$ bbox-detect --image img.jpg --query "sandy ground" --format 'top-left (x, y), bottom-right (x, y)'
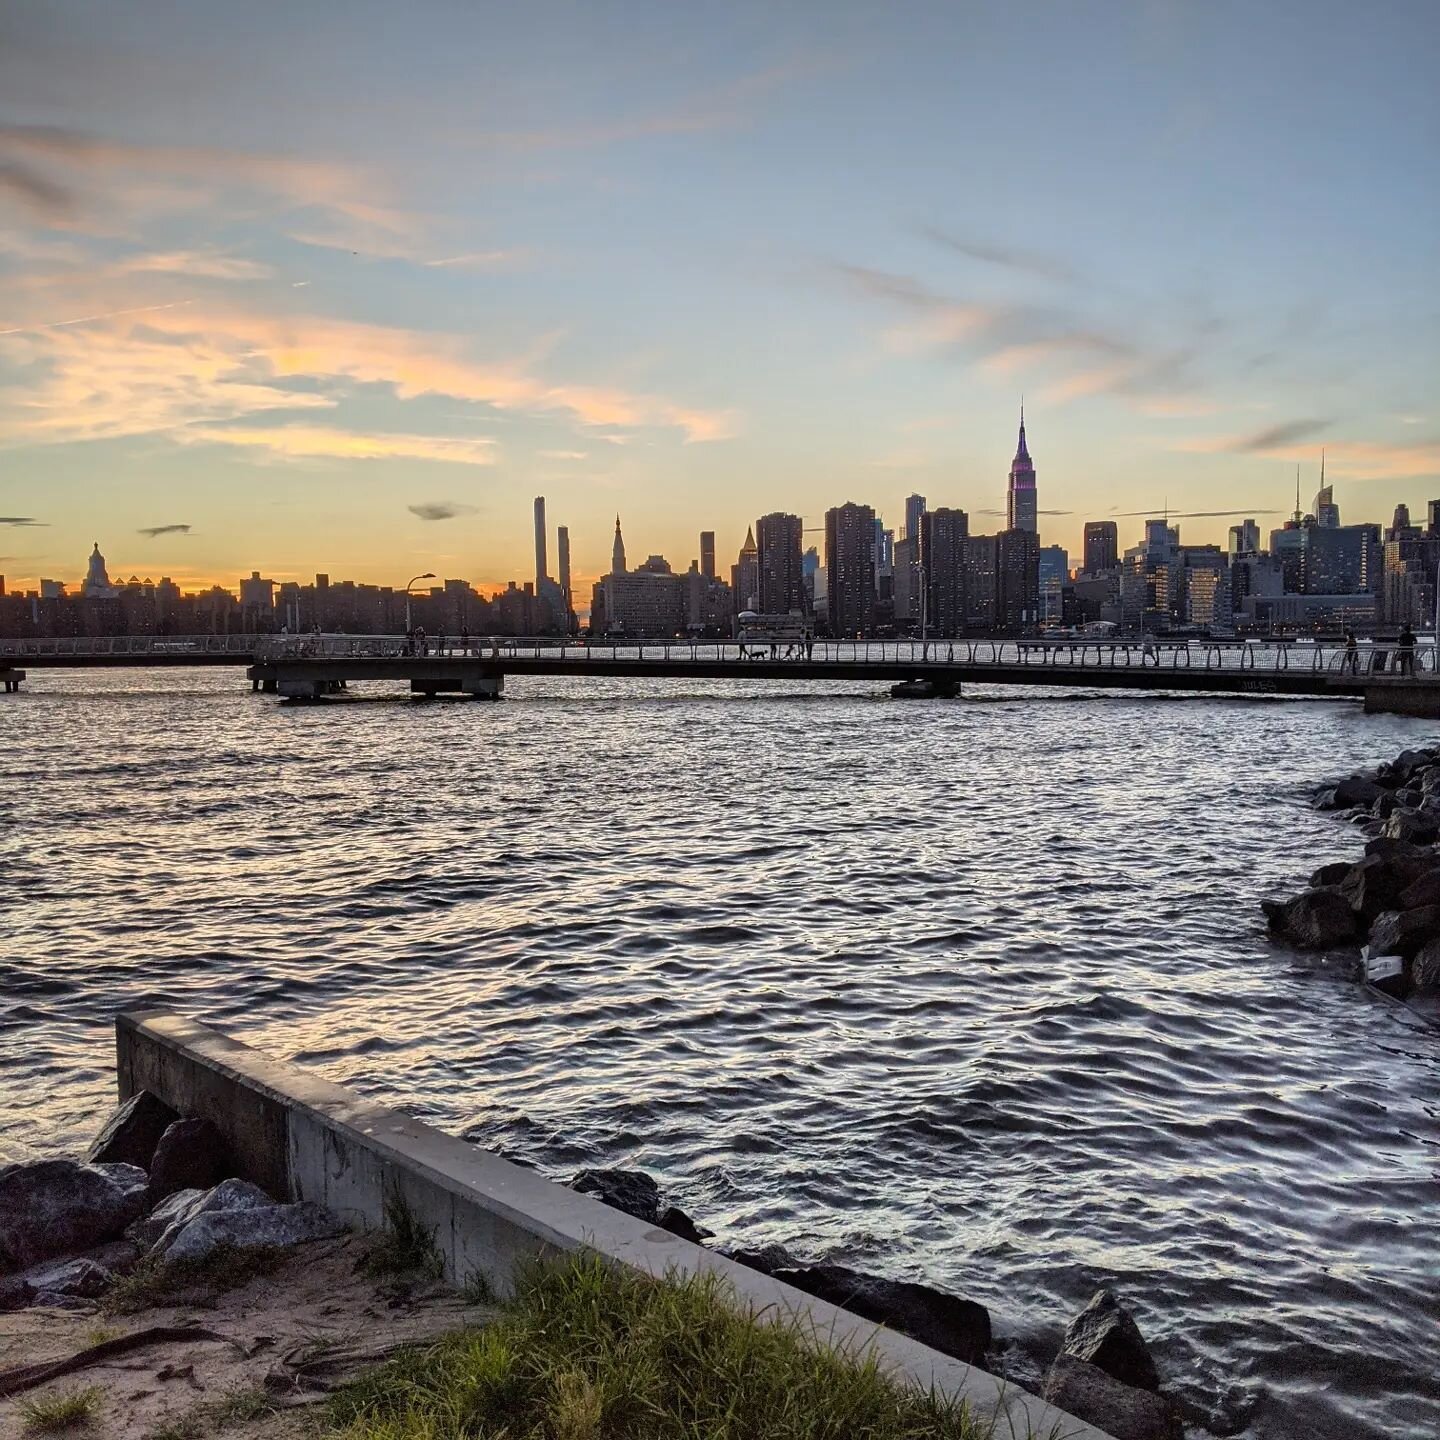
top-left (0, 1236), bottom-right (493, 1438)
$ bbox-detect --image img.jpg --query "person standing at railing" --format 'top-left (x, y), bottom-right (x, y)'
top-left (1397, 624), bottom-right (1417, 676)
top-left (1343, 629), bottom-right (1359, 676)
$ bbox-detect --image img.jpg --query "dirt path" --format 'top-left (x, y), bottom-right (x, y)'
top-left (0, 1237), bottom-right (493, 1438)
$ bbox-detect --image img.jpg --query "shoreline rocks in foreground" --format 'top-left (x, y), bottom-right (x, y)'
top-left (0, 1093), bottom-right (344, 1312)
top-left (1264, 743), bottom-right (1440, 1006)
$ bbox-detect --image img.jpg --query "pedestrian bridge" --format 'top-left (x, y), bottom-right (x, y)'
top-left (5, 632), bottom-right (1435, 711)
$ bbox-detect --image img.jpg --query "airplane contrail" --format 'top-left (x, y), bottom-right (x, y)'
top-left (0, 299), bottom-right (193, 337)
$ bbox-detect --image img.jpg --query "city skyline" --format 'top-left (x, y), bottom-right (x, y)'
top-left (1, 3), bottom-right (1437, 594)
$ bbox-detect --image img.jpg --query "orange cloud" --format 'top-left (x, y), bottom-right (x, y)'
top-left (0, 302), bottom-right (736, 449)
top-left (181, 425), bottom-right (497, 464)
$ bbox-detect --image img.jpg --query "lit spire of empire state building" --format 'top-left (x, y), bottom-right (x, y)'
top-left (1007, 404), bottom-right (1038, 533)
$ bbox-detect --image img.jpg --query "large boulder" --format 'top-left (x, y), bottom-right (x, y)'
top-left (568, 1168), bottom-right (710, 1243)
top-left (1319, 776), bottom-right (1384, 810)
top-left (1384, 810), bottom-right (1439, 846)
top-left (147, 1178), bottom-right (278, 1258)
top-left (1061, 1289), bottom-right (1161, 1391)
top-left (1368, 906), bottom-right (1440, 960)
top-left (148, 1118), bottom-right (233, 1202)
top-left (161, 1202), bottom-right (345, 1264)
top-left (20, 1257), bottom-right (112, 1300)
top-left (1371, 792), bottom-right (1400, 819)
top-left (1392, 748), bottom-right (1435, 782)
top-left (86, 1091), bottom-right (180, 1171)
top-left (1339, 856), bottom-right (1417, 921)
top-left (1043, 1354), bottom-right (1182, 1440)
top-left (1412, 939), bottom-right (1440, 994)
top-left (1400, 870), bottom-right (1440, 910)
top-left (1363, 836), bottom-right (1432, 863)
top-left (1309, 861), bottom-right (1352, 888)
top-left (0, 1160), bottom-right (147, 1271)
top-left (769, 1263), bottom-right (991, 1367)
top-left (1261, 888), bottom-right (1360, 949)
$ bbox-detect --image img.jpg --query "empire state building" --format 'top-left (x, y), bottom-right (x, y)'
top-left (1007, 408), bottom-right (1037, 533)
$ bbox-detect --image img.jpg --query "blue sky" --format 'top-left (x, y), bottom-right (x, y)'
top-left (0, 0), bottom-right (1436, 594)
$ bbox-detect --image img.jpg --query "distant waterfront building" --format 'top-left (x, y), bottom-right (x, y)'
top-left (590, 524), bottom-right (685, 636)
top-left (1006, 409), bottom-right (1037, 534)
top-left (1383, 531), bottom-right (1440, 628)
top-left (1179, 545), bottom-right (1230, 629)
top-left (1121, 520), bottom-right (1181, 632)
top-left (824, 501), bottom-right (877, 635)
top-left (1038, 545), bottom-right (1069, 625)
top-left (997, 529), bottom-right (1041, 632)
top-left (611, 514), bottom-right (627, 575)
top-left (1231, 552), bottom-right (1284, 627)
top-left (1313, 458), bottom-right (1339, 528)
top-left (1228, 519), bottom-right (1261, 557)
top-left (893, 535), bottom-right (918, 626)
top-left (755, 512), bottom-right (805, 614)
top-left (921, 507), bottom-right (969, 635)
top-left (1301, 521), bottom-right (1381, 597)
top-left (700, 531), bottom-right (716, 581)
top-left (730, 526), bottom-right (759, 614)
top-left (534, 496), bottom-right (548, 585)
top-left (557, 526), bottom-right (574, 630)
top-left (962, 535), bottom-right (999, 630)
top-left (40, 578), bottom-right (65, 600)
top-left (81, 543), bottom-right (119, 600)
top-left (1083, 521), bottom-right (1118, 574)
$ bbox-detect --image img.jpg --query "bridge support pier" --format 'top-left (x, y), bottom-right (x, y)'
top-left (890, 677), bottom-right (959, 699)
top-left (277, 677), bottom-right (345, 700)
top-left (1, 669), bottom-right (23, 693)
top-left (410, 673), bottom-right (503, 700)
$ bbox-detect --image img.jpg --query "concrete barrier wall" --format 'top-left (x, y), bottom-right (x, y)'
top-left (117, 1011), bottom-right (1110, 1440)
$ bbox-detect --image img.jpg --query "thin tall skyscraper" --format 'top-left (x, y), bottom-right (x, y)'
top-left (700, 531), bottom-right (716, 580)
top-left (533, 496), bottom-right (548, 585)
top-left (1007, 409), bottom-right (1037, 534)
top-left (612, 515), bottom-right (627, 574)
top-left (557, 526), bottom-right (572, 612)
top-left (825, 502), bottom-right (877, 636)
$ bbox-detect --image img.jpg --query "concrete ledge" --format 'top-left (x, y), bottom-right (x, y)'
top-left (117, 1011), bottom-right (1111, 1440)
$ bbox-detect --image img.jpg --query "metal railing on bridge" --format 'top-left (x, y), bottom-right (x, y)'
top-left (4, 632), bottom-right (1435, 680)
top-left (0, 634), bottom-right (257, 659)
top-left (245, 633), bottom-right (1436, 679)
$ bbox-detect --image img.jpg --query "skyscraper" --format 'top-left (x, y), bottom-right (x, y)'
top-left (904, 493), bottom-right (927, 544)
top-left (700, 531), bottom-right (716, 580)
top-left (997, 529), bottom-right (1041, 631)
top-left (731, 527), bottom-right (759, 613)
top-left (1007, 408), bottom-right (1037, 534)
top-left (534, 496), bottom-right (548, 585)
top-left (824, 502), bottom-right (877, 636)
top-left (1083, 520), bottom-right (1118, 573)
top-left (611, 515), bottom-right (627, 574)
top-left (557, 525), bottom-right (573, 628)
top-left (920, 507), bottom-right (968, 635)
top-left (1228, 519), bottom-right (1261, 557)
top-left (755, 512), bottom-right (805, 613)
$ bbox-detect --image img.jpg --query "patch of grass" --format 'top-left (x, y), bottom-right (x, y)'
top-left (102, 1244), bottom-right (287, 1315)
top-left (327, 1252), bottom-right (999, 1440)
top-left (81, 1324), bottom-right (122, 1348)
top-left (19, 1386), bottom-right (101, 1432)
top-left (359, 1192), bottom-right (444, 1281)
top-left (458, 1268), bottom-right (496, 1306)
top-left (144, 1385), bottom-right (275, 1439)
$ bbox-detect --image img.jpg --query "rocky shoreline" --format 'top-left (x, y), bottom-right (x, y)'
top-left (3, 1093), bottom-right (1190, 1440)
top-left (1263, 742), bottom-right (1440, 1012)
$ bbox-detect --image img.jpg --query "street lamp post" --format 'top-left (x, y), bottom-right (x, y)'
top-left (405, 572), bottom-right (436, 633)
top-left (918, 562), bottom-right (928, 657)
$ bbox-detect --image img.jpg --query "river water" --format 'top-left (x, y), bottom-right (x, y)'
top-left (1, 669), bottom-right (1436, 1439)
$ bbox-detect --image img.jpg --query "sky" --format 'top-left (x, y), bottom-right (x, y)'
top-left (1, 0), bottom-right (1437, 598)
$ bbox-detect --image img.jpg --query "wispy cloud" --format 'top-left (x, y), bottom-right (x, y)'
top-left (118, 250), bottom-right (272, 281)
top-left (137, 523), bottom-right (191, 537)
top-left (1, 303), bottom-right (735, 449)
top-left (0, 517), bottom-right (47, 526)
top-left (422, 250), bottom-right (522, 269)
top-left (537, 448), bottom-right (587, 460)
top-left (921, 226), bottom-right (1078, 284)
top-left (1224, 418), bottom-right (1333, 452)
top-left (182, 426), bottom-right (498, 465)
top-left (408, 501), bottom-right (480, 521)
top-left (0, 299), bottom-right (192, 338)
